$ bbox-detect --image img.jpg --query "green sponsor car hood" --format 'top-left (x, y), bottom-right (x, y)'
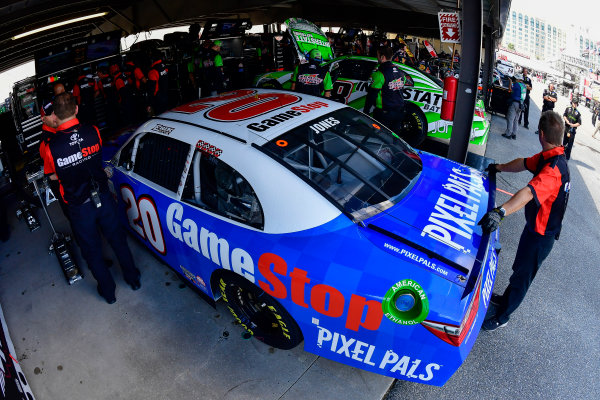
top-left (284, 17), bottom-right (334, 62)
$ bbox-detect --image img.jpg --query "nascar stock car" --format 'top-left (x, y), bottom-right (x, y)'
top-left (103, 88), bottom-right (499, 386)
top-left (254, 18), bottom-right (490, 153)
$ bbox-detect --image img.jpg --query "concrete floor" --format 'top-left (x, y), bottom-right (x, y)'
top-left (0, 194), bottom-right (392, 399)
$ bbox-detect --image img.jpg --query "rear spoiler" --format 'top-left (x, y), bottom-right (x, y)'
top-left (460, 155), bottom-right (498, 299)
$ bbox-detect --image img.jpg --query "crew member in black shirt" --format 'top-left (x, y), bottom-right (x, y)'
top-left (563, 99), bottom-right (581, 160)
top-left (541, 83), bottom-right (557, 112)
top-left (479, 111), bottom-right (570, 330)
top-left (43, 93), bottom-right (141, 304)
top-left (518, 68), bottom-right (533, 129)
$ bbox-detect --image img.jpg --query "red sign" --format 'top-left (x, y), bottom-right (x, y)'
top-left (438, 12), bottom-right (461, 43)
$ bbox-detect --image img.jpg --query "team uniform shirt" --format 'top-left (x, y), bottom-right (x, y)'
top-left (147, 59), bottom-right (169, 97)
top-left (522, 76), bottom-right (532, 100)
top-left (291, 61), bottom-right (333, 97)
top-left (542, 89), bottom-right (557, 111)
top-left (524, 146), bottom-right (570, 237)
top-left (563, 106), bottom-right (582, 132)
top-left (368, 61), bottom-right (407, 111)
top-left (43, 119), bottom-right (108, 205)
top-left (72, 74), bottom-right (98, 105)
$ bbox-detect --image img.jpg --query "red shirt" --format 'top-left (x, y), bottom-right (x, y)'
top-left (524, 146), bottom-right (570, 236)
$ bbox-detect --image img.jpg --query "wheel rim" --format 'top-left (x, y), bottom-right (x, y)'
top-left (232, 285), bottom-right (282, 336)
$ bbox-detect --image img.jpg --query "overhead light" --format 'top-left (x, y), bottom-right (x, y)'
top-left (12, 12), bottom-right (109, 40)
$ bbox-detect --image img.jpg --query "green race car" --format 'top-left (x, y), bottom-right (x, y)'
top-left (254, 18), bottom-right (490, 152)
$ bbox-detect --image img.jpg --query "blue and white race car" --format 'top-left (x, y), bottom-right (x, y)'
top-left (104, 89), bottom-right (499, 386)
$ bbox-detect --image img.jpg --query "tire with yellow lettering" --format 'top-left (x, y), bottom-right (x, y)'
top-left (219, 274), bottom-right (303, 350)
top-left (401, 102), bottom-right (428, 148)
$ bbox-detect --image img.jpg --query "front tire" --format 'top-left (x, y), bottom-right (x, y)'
top-left (219, 273), bottom-right (303, 350)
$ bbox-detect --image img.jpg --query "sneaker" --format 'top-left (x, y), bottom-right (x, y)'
top-left (524, 125), bottom-right (529, 129)
top-left (511, 135), bottom-right (516, 139)
top-left (482, 317), bottom-right (508, 331)
top-left (502, 133), bottom-right (512, 139)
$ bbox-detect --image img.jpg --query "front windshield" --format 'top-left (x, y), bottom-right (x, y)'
top-left (262, 108), bottom-right (422, 221)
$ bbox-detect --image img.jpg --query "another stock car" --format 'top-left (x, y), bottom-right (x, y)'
top-left (103, 89), bottom-right (499, 386)
top-left (254, 18), bottom-right (490, 152)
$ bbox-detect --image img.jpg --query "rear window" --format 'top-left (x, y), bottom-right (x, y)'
top-left (262, 108), bottom-right (422, 221)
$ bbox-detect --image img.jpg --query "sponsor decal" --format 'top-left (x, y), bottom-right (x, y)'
top-left (151, 124), bottom-right (175, 135)
top-left (403, 89), bottom-right (443, 108)
top-left (381, 279), bottom-right (429, 325)
top-left (298, 74), bottom-right (323, 85)
top-left (56, 143), bottom-right (100, 168)
top-left (313, 319), bottom-right (440, 381)
top-left (180, 266), bottom-right (207, 290)
top-left (69, 133), bottom-right (83, 146)
top-left (421, 167), bottom-right (484, 252)
top-left (481, 249), bottom-right (497, 309)
top-left (382, 243), bottom-right (449, 277)
top-left (246, 101), bottom-right (330, 132)
top-left (388, 77), bottom-right (405, 90)
top-left (195, 140), bottom-right (222, 158)
top-left (309, 117), bottom-right (340, 133)
top-left (292, 31), bottom-right (330, 48)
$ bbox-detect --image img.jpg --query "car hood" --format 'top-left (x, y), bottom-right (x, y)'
top-left (361, 152), bottom-right (494, 286)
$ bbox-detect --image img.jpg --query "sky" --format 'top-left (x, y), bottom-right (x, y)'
top-left (511, 0), bottom-right (600, 35)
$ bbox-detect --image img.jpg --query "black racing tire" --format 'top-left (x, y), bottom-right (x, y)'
top-left (401, 103), bottom-right (428, 148)
top-left (218, 273), bottom-right (303, 350)
top-left (258, 79), bottom-right (283, 90)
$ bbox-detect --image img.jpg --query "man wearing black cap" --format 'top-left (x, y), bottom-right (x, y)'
top-left (43, 93), bottom-right (141, 304)
top-left (563, 98), bottom-right (581, 160)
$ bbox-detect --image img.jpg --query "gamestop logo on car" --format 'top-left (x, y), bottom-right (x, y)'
top-left (247, 101), bottom-right (329, 132)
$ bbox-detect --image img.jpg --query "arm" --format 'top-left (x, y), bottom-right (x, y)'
top-left (291, 64), bottom-right (299, 91)
top-left (500, 186), bottom-right (533, 217)
top-left (323, 71), bottom-right (333, 98)
top-left (497, 158), bottom-right (527, 173)
top-left (363, 71), bottom-right (384, 114)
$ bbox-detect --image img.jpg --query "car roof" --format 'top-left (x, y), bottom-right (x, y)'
top-left (155, 89), bottom-right (347, 146)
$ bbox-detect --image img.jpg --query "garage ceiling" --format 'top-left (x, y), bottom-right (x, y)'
top-left (0, 0), bottom-right (510, 73)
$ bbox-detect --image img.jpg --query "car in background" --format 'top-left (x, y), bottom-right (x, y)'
top-left (254, 18), bottom-right (491, 152)
top-left (103, 88), bottom-right (499, 386)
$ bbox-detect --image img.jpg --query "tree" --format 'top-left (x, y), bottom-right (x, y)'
top-left (507, 43), bottom-right (515, 50)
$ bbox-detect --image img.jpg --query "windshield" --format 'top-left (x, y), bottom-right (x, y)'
top-left (262, 108), bottom-right (422, 221)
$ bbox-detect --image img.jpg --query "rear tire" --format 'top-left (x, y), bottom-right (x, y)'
top-left (219, 273), bottom-right (303, 350)
top-left (401, 103), bottom-right (428, 148)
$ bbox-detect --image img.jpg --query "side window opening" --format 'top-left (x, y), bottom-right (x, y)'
top-left (133, 133), bottom-right (191, 193)
top-left (118, 138), bottom-right (135, 168)
top-left (182, 151), bottom-right (264, 230)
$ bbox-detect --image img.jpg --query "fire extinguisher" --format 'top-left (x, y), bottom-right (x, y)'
top-left (441, 75), bottom-right (458, 121)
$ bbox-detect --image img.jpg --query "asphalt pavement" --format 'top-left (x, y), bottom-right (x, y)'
top-left (385, 83), bottom-right (600, 399)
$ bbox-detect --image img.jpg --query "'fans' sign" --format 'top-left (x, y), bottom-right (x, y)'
top-left (438, 12), bottom-right (461, 43)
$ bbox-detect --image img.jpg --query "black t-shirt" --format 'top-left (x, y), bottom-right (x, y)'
top-left (522, 76), bottom-right (532, 99)
top-left (45, 119), bottom-right (108, 205)
top-left (563, 106), bottom-right (582, 132)
top-left (542, 89), bottom-right (557, 110)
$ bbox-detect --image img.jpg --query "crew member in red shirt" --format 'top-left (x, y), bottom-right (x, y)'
top-left (147, 52), bottom-right (169, 115)
top-left (43, 93), bottom-right (141, 304)
top-left (479, 111), bottom-right (570, 330)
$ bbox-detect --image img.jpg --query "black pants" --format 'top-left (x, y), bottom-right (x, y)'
top-left (495, 227), bottom-right (555, 324)
top-left (69, 192), bottom-right (139, 299)
top-left (373, 108), bottom-right (412, 144)
top-left (519, 97), bottom-right (530, 127)
top-left (563, 130), bottom-right (576, 160)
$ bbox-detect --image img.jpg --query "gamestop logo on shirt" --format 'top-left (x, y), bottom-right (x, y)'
top-left (56, 143), bottom-right (100, 167)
